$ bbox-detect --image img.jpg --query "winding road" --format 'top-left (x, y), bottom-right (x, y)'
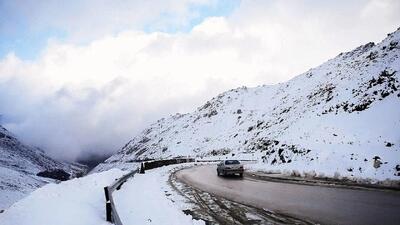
top-left (176, 165), bottom-right (400, 225)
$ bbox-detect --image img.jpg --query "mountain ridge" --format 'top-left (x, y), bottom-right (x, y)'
top-left (0, 125), bottom-right (87, 209)
top-left (94, 28), bottom-right (400, 181)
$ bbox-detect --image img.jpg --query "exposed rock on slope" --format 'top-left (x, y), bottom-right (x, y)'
top-left (96, 28), bottom-right (400, 181)
top-left (0, 125), bottom-right (87, 209)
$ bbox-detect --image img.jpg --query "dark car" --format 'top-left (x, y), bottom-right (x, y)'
top-left (217, 160), bottom-right (244, 177)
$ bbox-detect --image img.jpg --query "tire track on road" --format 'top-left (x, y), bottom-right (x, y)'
top-left (169, 167), bottom-right (313, 225)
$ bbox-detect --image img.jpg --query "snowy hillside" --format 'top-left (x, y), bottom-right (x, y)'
top-left (0, 125), bottom-right (87, 209)
top-left (96, 28), bottom-right (400, 181)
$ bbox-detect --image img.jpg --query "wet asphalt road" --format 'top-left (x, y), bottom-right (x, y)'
top-left (176, 165), bottom-right (400, 225)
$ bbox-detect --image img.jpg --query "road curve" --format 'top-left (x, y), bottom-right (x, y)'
top-left (176, 165), bottom-right (400, 225)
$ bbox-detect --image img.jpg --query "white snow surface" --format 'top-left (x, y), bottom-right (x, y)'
top-left (0, 169), bottom-right (125, 225)
top-left (113, 164), bottom-right (204, 225)
top-left (0, 164), bottom-right (204, 225)
top-left (96, 28), bottom-right (400, 181)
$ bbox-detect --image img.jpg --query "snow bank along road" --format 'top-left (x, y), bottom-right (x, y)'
top-left (176, 165), bottom-right (400, 225)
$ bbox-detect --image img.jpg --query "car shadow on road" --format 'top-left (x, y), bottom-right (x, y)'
top-left (218, 174), bottom-right (244, 180)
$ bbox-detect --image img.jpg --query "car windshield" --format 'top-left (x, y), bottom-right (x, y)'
top-left (225, 160), bottom-right (240, 165)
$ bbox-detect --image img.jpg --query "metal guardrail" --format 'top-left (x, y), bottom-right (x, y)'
top-left (104, 169), bottom-right (138, 225)
top-left (103, 158), bottom-right (195, 224)
top-left (143, 158), bottom-right (195, 170)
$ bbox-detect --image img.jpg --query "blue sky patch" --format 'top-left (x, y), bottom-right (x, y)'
top-left (0, 0), bottom-right (240, 60)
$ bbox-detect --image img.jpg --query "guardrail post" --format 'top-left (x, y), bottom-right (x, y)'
top-left (106, 200), bottom-right (112, 222)
top-left (139, 162), bottom-right (145, 174)
top-left (104, 186), bottom-right (112, 222)
top-left (104, 186), bottom-right (110, 201)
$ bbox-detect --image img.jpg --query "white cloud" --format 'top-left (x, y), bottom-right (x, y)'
top-left (3, 0), bottom-right (215, 41)
top-left (0, 0), bottom-right (399, 161)
top-left (192, 17), bottom-right (231, 35)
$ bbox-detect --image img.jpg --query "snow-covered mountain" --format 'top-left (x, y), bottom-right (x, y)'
top-left (0, 125), bottom-right (87, 209)
top-left (95, 28), bottom-right (400, 181)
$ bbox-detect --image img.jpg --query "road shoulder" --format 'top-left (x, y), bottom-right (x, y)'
top-left (245, 170), bottom-right (400, 192)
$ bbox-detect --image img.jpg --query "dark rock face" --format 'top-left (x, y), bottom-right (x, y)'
top-left (251, 138), bottom-right (311, 165)
top-left (37, 169), bottom-right (71, 181)
top-left (322, 69), bottom-right (399, 115)
top-left (395, 165), bottom-right (400, 176)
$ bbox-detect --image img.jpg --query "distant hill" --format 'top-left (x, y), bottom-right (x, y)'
top-left (0, 125), bottom-right (87, 209)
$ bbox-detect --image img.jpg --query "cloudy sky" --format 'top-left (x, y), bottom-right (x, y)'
top-left (0, 0), bottom-right (399, 161)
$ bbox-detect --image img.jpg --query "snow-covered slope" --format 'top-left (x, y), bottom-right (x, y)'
top-left (0, 166), bottom-right (203, 225)
top-left (0, 169), bottom-right (124, 225)
top-left (0, 125), bottom-right (87, 209)
top-left (95, 28), bottom-right (400, 180)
